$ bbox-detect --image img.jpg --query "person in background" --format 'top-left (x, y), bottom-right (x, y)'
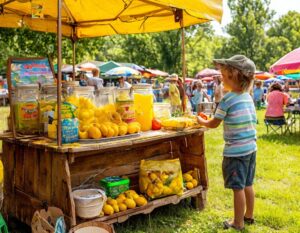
top-left (253, 81), bottom-right (264, 109)
top-left (118, 76), bottom-right (132, 88)
top-left (206, 80), bottom-right (214, 101)
top-left (191, 80), bottom-right (210, 113)
top-left (79, 73), bottom-right (88, 86)
top-left (213, 75), bottom-right (223, 111)
top-left (177, 76), bottom-right (186, 111)
top-left (168, 74), bottom-right (182, 114)
top-left (86, 68), bottom-right (103, 90)
top-left (283, 81), bottom-right (290, 93)
top-left (197, 55), bottom-right (257, 231)
top-left (265, 82), bottom-right (289, 118)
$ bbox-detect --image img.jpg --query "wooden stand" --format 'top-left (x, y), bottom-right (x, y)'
top-left (0, 129), bottom-right (208, 230)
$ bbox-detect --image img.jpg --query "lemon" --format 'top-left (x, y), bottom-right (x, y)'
top-left (139, 177), bottom-right (150, 192)
top-left (107, 198), bottom-right (118, 206)
top-left (112, 204), bottom-right (119, 213)
top-left (119, 125), bottom-right (127, 136)
top-left (80, 124), bottom-right (91, 132)
top-left (183, 174), bottom-right (193, 182)
top-left (127, 123), bottom-right (137, 134)
top-left (162, 186), bottom-right (172, 195)
top-left (149, 173), bottom-right (158, 181)
top-left (116, 194), bottom-right (126, 204)
top-left (99, 124), bottom-right (108, 137)
top-left (94, 108), bottom-right (103, 117)
top-left (79, 110), bottom-right (91, 120)
top-left (88, 126), bottom-right (102, 139)
top-left (146, 189), bottom-right (154, 199)
top-left (156, 181), bottom-right (164, 189)
top-left (78, 130), bottom-right (89, 139)
top-left (118, 203), bottom-right (127, 211)
top-left (103, 204), bottom-right (114, 215)
top-left (106, 127), bottom-right (115, 138)
top-left (124, 198), bottom-right (136, 209)
top-left (111, 124), bottom-right (119, 137)
top-left (160, 173), bottom-right (169, 183)
top-left (191, 179), bottom-right (198, 187)
top-left (186, 182), bottom-right (194, 190)
top-left (134, 196), bottom-right (148, 207)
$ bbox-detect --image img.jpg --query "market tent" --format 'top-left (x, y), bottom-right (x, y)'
top-left (99, 61), bottom-right (121, 74)
top-left (201, 77), bottom-right (213, 82)
top-left (195, 68), bottom-right (220, 78)
top-left (119, 63), bottom-right (145, 72)
top-left (255, 72), bottom-right (273, 80)
top-left (276, 75), bottom-right (290, 81)
top-left (270, 47), bottom-right (300, 74)
top-left (105, 66), bottom-right (140, 77)
top-left (285, 73), bottom-right (300, 80)
top-left (145, 69), bottom-right (169, 77)
top-left (0, 0), bottom-right (222, 38)
top-left (264, 78), bottom-right (284, 84)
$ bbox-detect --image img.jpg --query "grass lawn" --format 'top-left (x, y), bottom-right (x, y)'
top-left (115, 110), bottom-right (300, 233)
top-left (0, 107), bottom-right (299, 232)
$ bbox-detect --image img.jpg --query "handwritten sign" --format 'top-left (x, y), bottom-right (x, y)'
top-left (10, 58), bottom-right (54, 87)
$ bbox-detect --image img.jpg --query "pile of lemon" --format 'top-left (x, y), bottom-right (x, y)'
top-left (102, 190), bottom-right (148, 216)
top-left (183, 170), bottom-right (199, 190)
top-left (65, 96), bottom-right (141, 139)
top-left (139, 171), bottom-right (183, 199)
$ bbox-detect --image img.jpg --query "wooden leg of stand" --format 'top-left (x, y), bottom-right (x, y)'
top-left (191, 190), bottom-right (207, 210)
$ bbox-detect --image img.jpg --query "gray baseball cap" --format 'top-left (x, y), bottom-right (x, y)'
top-left (213, 55), bottom-right (256, 77)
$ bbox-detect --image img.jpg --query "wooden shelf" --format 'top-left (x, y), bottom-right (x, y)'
top-left (78, 186), bottom-right (203, 225)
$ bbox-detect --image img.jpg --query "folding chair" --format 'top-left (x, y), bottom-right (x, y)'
top-left (264, 117), bottom-right (294, 135)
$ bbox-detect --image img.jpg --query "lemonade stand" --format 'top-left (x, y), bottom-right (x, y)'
top-left (0, 0), bottom-right (222, 231)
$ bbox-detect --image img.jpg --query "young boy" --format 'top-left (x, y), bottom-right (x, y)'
top-left (197, 55), bottom-right (257, 231)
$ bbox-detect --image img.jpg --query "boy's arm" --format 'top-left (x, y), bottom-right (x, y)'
top-left (197, 116), bottom-right (222, 128)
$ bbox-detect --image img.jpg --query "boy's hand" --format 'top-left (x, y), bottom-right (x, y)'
top-left (197, 116), bottom-right (222, 129)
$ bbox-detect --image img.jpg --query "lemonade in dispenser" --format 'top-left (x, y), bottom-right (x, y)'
top-left (132, 84), bottom-right (154, 131)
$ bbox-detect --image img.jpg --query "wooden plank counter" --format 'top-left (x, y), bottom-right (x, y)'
top-left (0, 128), bottom-right (208, 229)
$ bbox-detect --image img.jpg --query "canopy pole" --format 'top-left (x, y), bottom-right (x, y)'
top-left (180, 18), bottom-right (186, 112)
top-left (72, 39), bottom-right (76, 80)
top-left (57, 0), bottom-right (62, 147)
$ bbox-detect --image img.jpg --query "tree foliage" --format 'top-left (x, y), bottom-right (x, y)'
top-left (221, 0), bottom-right (275, 70)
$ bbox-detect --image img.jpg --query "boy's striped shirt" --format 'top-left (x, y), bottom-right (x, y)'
top-left (215, 92), bottom-right (257, 157)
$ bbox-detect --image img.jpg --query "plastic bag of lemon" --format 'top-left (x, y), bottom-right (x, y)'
top-left (101, 190), bottom-right (148, 216)
top-left (139, 159), bottom-right (184, 199)
top-left (65, 95), bottom-right (141, 139)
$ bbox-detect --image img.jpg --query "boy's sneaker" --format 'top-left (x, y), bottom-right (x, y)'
top-left (244, 216), bottom-right (255, 225)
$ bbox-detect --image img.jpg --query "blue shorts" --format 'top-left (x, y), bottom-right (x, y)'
top-left (222, 151), bottom-right (256, 190)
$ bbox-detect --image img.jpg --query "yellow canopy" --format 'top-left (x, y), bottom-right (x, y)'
top-left (0, 0), bottom-right (223, 38)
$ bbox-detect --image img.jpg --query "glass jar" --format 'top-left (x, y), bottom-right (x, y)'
top-left (14, 84), bottom-right (39, 134)
top-left (95, 87), bottom-right (116, 107)
top-left (62, 81), bottom-right (79, 99)
top-left (115, 88), bottom-right (135, 123)
top-left (153, 103), bottom-right (171, 120)
top-left (39, 84), bottom-right (57, 134)
top-left (132, 84), bottom-right (154, 131)
top-left (73, 86), bottom-right (95, 103)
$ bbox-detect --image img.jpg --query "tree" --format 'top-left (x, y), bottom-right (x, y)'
top-left (267, 11), bottom-right (300, 51)
top-left (186, 24), bottom-right (223, 77)
top-left (221, 0), bottom-right (275, 70)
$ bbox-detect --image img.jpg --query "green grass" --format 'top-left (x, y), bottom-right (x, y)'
top-left (114, 110), bottom-right (300, 233)
top-left (0, 107), bottom-right (299, 232)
